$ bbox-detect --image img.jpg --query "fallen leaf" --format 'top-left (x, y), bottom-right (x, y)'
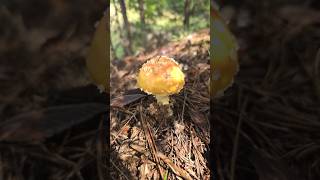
top-left (111, 89), bottom-right (147, 107)
top-left (157, 152), bottom-right (193, 180)
top-left (0, 103), bottom-right (106, 142)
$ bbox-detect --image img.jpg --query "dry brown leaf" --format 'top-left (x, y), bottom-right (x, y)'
top-left (157, 152), bottom-right (193, 180)
top-left (0, 103), bottom-right (105, 142)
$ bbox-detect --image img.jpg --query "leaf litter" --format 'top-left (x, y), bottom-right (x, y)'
top-left (0, 1), bottom-right (108, 179)
top-left (215, 1), bottom-right (320, 179)
top-left (110, 29), bottom-right (210, 179)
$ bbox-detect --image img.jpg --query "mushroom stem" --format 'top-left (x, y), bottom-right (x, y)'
top-left (155, 95), bottom-right (170, 105)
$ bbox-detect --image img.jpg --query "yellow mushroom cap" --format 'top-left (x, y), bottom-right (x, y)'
top-left (86, 10), bottom-right (109, 92)
top-left (137, 56), bottom-right (185, 104)
top-left (211, 7), bottom-right (239, 97)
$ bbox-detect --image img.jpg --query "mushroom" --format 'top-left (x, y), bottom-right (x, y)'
top-left (86, 10), bottom-right (109, 92)
top-left (211, 6), bottom-right (239, 97)
top-left (137, 56), bottom-right (185, 105)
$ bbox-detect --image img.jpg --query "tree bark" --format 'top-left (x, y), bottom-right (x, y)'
top-left (184, 0), bottom-right (190, 28)
top-left (138, 0), bottom-right (145, 25)
top-left (119, 0), bottom-right (132, 55)
top-left (112, 0), bottom-right (125, 57)
top-left (110, 37), bottom-right (117, 60)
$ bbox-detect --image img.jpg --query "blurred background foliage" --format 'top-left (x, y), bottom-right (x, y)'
top-left (111, 0), bottom-right (209, 60)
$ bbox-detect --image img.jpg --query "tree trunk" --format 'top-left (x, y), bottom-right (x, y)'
top-left (110, 37), bottom-right (117, 60)
top-left (112, 0), bottom-right (126, 57)
top-left (184, 0), bottom-right (190, 28)
top-left (119, 0), bottom-right (133, 55)
top-left (138, 0), bottom-right (145, 25)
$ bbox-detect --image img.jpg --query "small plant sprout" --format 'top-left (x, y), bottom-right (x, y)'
top-left (137, 56), bottom-right (185, 105)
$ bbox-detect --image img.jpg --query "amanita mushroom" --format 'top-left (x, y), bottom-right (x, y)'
top-left (86, 10), bottom-right (109, 92)
top-left (211, 6), bottom-right (239, 97)
top-left (137, 56), bottom-right (185, 105)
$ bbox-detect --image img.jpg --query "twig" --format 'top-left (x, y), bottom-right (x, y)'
top-left (111, 111), bottom-right (136, 145)
top-left (139, 105), bottom-right (164, 179)
top-left (157, 152), bottom-right (193, 180)
top-left (230, 96), bottom-right (248, 180)
top-left (97, 116), bottom-right (106, 180)
top-left (110, 160), bottom-right (130, 180)
top-left (181, 89), bottom-right (187, 122)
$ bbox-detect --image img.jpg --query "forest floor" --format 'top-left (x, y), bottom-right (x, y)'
top-left (0, 0), bottom-right (319, 180)
top-left (0, 1), bottom-right (108, 179)
top-left (214, 1), bottom-right (320, 179)
top-left (110, 29), bottom-right (210, 179)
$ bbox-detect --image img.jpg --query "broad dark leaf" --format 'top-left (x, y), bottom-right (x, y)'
top-left (0, 103), bottom-right (106, 143)
top-left (111, 88), bottom-right (147, 107)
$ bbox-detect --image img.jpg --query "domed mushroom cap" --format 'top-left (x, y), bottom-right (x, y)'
top-left (211, 7), bottom-right (239, 97)
top-left (137, 56), bottom-right (185, 96)
top-left (86, 11), bottom-right (109, 92)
